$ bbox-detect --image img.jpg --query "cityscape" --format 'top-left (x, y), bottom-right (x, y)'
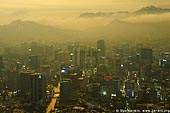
top-left (0, 39), bottom-right (170, 112)
top-left (0, 0), bottom-right (170, 113)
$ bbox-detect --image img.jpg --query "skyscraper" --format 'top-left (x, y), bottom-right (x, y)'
top-left (30, 73), bottom-right (46, 102)
top-left (141, 48), bottom-right (153, 79)
top-left (141, 48), bottom-right (153, 64)
top-left (97, 40), bottom-right (105, 57)
top-left (8, 70), bottom-right (20, 91)
top-left (73, 46), bottom-right (86, 68)
top-left (60, 79), bottom-right (72, 103)
top-left (20, 71), bottom-right (46, 102)
top-left (88, 47), bottom-right (98, 67)
top-left (28, 55), bottom-right (39, 71)
top-left (20, 70), bottom-right (34, 102)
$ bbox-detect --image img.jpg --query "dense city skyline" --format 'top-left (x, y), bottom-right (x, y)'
top-left (0, 1), bottom-right (170, 112)
top-left (1, 39), bottom-right (170, 112)
top-left (0, 0), bottom-right (170, 113)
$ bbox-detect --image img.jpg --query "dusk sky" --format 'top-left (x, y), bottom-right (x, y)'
top-left (1, 0), bottom-right (169, 12)
top-left (0, 0), bottom-right (170, 29)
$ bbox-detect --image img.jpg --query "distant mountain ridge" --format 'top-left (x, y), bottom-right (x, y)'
top-left (79, 11), bottom-right (129, 18)
top-left (135, 5), bottom-right (170, 14)
top-left (0, 19), bottom-right (78, 41)
top-left (0, 18), bottom-right (170, 42)
top-left (80, 19), bottom-right (170, 41)
top-left (80, 6), bottom-right (170, 18)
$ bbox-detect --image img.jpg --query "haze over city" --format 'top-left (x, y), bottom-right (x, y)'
top-left (0, 0), bottom-right (170, 113)
top-left (0, 0), bottom-right (170, 29)
top-left (0, 3), bottom-right (170, 43)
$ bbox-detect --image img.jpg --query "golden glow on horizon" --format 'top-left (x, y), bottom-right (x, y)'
top-left (0, 0), bottom-right (169, 29)
top-left (0, 0), bottom-right (169, 10)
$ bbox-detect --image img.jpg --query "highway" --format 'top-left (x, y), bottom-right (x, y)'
top-left (46, 84), bottom-right (60, 113)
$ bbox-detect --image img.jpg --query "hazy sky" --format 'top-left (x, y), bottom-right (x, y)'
top-left (0, 0), bottom-right (170, 29)
top-left (0, 0), bottom-right (169, 11)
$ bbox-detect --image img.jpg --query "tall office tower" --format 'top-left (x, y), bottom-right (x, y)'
top-left (73, 46), bottom-right (86, 68)
top-left (85, 47), bottom-right (98, 69)
top-left (28, 55), bottom-right (39, 71)
top-left (141, 48), bottom-right (153, 64)
top-left (89, 47), bottom-right (98, 66)
top-left (20, 70), bottom-right (34, 102)
top-left (78, 47), bottom-right (86, 68)
top-left (97, 40), bottom-right (105, 57)
top-left (8, 70), bottom-right (20, 91)
top-left (141, 48), bottom-right (153, 79)
top-left (30, 73), bottom-right (46, 102)
top-left (60, 79), bottom-right (72, 103)
top-left (20, 71), bottom-right (46, 103)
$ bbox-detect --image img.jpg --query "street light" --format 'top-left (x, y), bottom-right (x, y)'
top-left (70, 53), bottom-right (73, 65)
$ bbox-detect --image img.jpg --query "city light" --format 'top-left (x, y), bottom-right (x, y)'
top-left (102, 91), bottom-right (107, 96)
top-left (0, 2), bottom-right (169, 112)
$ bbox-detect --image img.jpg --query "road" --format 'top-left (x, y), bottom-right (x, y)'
top-left (46, 84), bottom-right (60, 113)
